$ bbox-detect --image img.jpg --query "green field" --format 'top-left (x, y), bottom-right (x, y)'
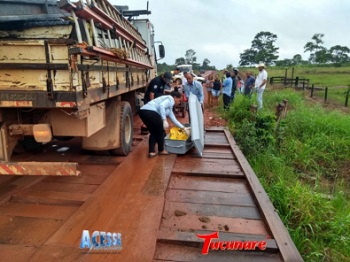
top-left (240, 65), bottom-right (350, 88)
top-left (238, 65), bottom-right (350, 107)
top-left (219, 90), bottom-right (350, 261)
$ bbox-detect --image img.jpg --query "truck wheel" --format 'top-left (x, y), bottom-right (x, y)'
top-left (110, 101), bottom-right (133, 156)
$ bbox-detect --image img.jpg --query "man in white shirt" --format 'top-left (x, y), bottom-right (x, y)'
top-left (255, 62), bottom-right (268, 109)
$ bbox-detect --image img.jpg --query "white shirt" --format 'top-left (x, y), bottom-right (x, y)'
top-left (255, 69), bottom-right (268, 90)
top-left (141, 95), bottom-right (184, 128)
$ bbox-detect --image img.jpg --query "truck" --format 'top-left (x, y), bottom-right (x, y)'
top-left (173, 64), bottom-right (205, 84)
top-left (0, 0), bottom-right (164, 175)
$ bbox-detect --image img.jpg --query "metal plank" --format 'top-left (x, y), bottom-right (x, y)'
top-left (0, 162), bottom-right (79, 176)
top-left (166, 189), bottom-right (256, 207)
top-left (154, 242), bottom-right (283, 261)
top-left (172, 157), bottom-right (244, 177)
top-left (169, 174), bottom-right (249, 193)
top-left (11, 190), bottom-right (91, 206)
top-left (160, 213), bottom-right (269, 236)
top-left (224, 129), bottom-right (303, 261)
top-left (157, 229), bottom-right (278, 252)
top-left (164, 201), bottom-right (262, 220)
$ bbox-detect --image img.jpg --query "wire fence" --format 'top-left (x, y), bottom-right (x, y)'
top-left (269, 76), bottom-right (350, 109)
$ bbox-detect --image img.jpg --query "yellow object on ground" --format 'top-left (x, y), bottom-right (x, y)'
top-left (169, 127), bottom-right (188, 141)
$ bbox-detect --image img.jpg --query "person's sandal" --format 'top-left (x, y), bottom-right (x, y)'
top-left (158, 151), bottom-right (170, 155)
top-left (149, 152), bottom-right (157, 158)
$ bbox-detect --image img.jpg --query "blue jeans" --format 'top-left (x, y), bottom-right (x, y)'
top-left (256, 88), bottom-right (265, 109)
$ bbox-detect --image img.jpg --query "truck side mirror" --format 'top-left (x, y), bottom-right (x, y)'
top-left (158, 44), bottom-right (165, 59)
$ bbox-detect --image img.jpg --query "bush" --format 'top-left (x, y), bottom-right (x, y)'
top-left (222, 89), bottom-right (350, 261)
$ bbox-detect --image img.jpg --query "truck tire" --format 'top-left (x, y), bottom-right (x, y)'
top-left (110, 101), bottom-right (133, 156)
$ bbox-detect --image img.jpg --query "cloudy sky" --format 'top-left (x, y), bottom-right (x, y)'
top-left (110, 0), bottom-right (350, 69)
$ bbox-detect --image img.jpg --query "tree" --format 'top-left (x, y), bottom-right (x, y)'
top-left (239, 48), bottom-right (257, 66)
top-left (329, 45), bottom-right (350, 64)
top-left (304, 33), bottom-right (329, 64)
top-left (239, 32), bottom-right (279, 66)
top-left (185, 49), bottom-right (197, 64)
top-left (175, 57), bottom-right (186, 65)
top-left (225, 64), bottom-right (233, 71)
top-left (275, 59), bottom-right (293, 67)
top-left (292, 54), bottom-right (303, 65)
top-left (202, 58), bottom-right (210, 69)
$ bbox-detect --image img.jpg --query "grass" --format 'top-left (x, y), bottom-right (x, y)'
top-left (221, 90), bottom-right (350, 261)
top-left (239, 65), bottom-right (350, 87)
top-left (238, 64), bottom-right (350, 108)
top-left (241, 65), bottom-right (350, 87)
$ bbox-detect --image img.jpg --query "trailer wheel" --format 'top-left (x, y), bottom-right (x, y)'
top-left (110, 101), bottom-right (133, 156)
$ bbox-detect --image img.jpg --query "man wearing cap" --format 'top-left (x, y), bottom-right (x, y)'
top-left (144, 72), bottom-right (172, 104)
top-left (255, 63), bottom-right (268, 109)
top-left (141, 72), bottom-right (173, 134)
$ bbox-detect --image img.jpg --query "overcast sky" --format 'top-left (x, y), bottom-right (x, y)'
top-left (110, 0), bottom-right (350, 69)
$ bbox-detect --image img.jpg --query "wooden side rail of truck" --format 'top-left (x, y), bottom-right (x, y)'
top-left (0, 0), bottom-right (163, 175)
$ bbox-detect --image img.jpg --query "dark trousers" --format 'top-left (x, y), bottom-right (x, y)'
top-left (223, 94), bottom-right (231, 110)
top-left (139, 110), bottom-right (165, 153)
top-left (230, 90), bottom-right (235, 103)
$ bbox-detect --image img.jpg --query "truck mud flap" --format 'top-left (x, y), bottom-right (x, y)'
top-left (0, 162), bottom-right (80, 176)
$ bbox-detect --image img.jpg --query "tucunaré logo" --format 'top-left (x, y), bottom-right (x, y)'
top-left (196, 232), bottom-right (267, 255)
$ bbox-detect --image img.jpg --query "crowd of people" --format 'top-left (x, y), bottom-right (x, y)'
top-left (139, 63), bottom-right (268, 157)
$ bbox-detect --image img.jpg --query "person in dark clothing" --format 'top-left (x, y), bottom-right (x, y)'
top-left (144, 71), bottom-right (173, 104)
top-left (211, 75), bottom-right (221, 107)
top-left (244, 72), bottom-right (255, 98)
top-left (141, 72), bottom-right (173, 134)
top-left (230, 69), bottom-right (238, 103)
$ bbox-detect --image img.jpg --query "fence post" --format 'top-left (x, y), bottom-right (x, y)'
top-left (345, 90), bottom-right (349, 107)
top-left (324, 87), bottom-right (328, 102)
top-left (311, 84), bottom-right (314, 97)
top-left (250, 105), bottom-right (258, 121)
top-left (295, 77), bottom-right (299, 88)
top-left (291, 67), bottom-right (294, 80)
top-left (284, 69), bottom-right (287, 86)
top-left (282, 99), bottom-right (288, 118)
top-left (302, 81), bottom-right (305, 90)
top-left (275, 103), bottom-right (285, 120)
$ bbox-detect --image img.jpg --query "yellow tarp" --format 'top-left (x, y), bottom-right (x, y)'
top-left (169, 127), bottom-right (188, 141)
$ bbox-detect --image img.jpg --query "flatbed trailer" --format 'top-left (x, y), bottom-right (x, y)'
top-left (0, 124), bottom-right (303, 261)
top-left (0, 0), bottom-right (163, 175)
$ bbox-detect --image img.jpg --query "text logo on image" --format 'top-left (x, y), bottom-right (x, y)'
top-left (196, 232), bottom-right (267, 255)
top-left (80, 230), bottom-right (122, 252)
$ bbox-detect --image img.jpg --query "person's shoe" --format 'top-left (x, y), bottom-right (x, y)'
top-left (149, 152), bottom-right (157, 158)
top-left (158, 151), bottom-right (170, 155)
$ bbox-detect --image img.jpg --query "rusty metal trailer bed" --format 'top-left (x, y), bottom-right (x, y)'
top-left (153, 127), bottom-right (303, 261)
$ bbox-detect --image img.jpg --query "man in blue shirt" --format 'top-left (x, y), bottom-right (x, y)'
top-left (222, 72), bottom-right (232, 110)
top-left (230, 69), bottom-right (238, 103)
top-left (244, 71), bottom-right (255, 98)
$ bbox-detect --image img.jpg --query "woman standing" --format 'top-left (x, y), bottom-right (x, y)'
top-left (205, 74), bottom-right (214, 107)
top-left (211, 75), bottom-right (222, 107)
top-left (139, 89), bottom-right (187, 158)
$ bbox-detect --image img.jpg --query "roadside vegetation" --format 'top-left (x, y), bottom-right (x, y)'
top-left (221, 89), bottom-right (350, 261)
